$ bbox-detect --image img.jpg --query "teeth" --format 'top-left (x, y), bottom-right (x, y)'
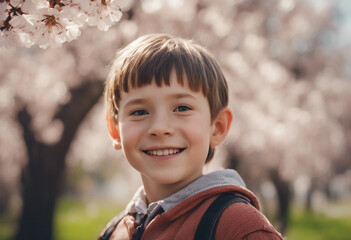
top-left (146, 149), bottom-right (181, 156)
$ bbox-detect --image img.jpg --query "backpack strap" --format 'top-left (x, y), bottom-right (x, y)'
top-left (194, 193), bottom-right (251, 240)
top-left (98, 213), bottom-right (125, 240)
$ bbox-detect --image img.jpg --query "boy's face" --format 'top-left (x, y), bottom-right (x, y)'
top-left (115, 69), bottom-right (215, 193)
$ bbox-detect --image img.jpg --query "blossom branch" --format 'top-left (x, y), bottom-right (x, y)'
top-left (0, 0), bottom-right (124, 48)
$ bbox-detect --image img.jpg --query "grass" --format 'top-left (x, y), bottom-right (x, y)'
top-left (1, 198), bottom-right (351, 240)
top-left (54, 197), bottom-right (123, 240)
top-left (0, 216), bottom-right (15, 240)
top-left (287, 210), bottom-right (351, 240)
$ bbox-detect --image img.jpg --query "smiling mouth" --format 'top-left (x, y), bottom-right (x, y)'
top-left (143, 148), bottom-right (185, 156)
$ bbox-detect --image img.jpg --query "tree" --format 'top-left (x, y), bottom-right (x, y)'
top-left (1, 1), bottom-right (129, 239)
top-left (15, 80), bottom-right (104, 240)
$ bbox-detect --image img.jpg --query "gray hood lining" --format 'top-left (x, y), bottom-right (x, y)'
top-left (126, 169), bottom-right (246, 215)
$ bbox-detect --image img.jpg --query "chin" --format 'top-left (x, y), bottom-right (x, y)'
top-left (151, 176), bottom-right (181, 185)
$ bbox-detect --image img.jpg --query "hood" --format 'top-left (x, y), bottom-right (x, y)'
top-left (160, 169), bottom-right (248, 212)
top-left (125, 169), bottom-right (260, 222)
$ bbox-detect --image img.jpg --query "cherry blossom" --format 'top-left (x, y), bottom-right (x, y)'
top-left (69, 0), bottom-right (123, 31)
top-left (23, 7), bottom-right (81, 48)
top-left (0, 0), bottom-right (123, 48)
top-left (0, 2), bottom-right (11, 22)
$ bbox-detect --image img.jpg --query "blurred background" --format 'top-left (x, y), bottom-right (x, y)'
top-left (1, 0), bottom-right (351, 239)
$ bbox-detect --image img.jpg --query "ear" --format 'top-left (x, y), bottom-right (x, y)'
top-left (106, 115), bottom-right (122, 150)
top-left (210, 108), bottom-right (233, 147)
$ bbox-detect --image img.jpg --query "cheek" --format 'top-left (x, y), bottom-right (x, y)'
top-left (119, 123), bottom-right (142, 149)
top-left (183, 117), bottom-right (212, 145)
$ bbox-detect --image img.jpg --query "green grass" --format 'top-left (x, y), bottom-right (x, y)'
top-left (54, 198), bottom-right (123, 240)
top-left (287, 211), bottom-right (351, 240)
top-left (0, 218), bottom-right (15, 240)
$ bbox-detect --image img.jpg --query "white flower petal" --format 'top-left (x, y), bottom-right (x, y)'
top-left (0, 3), bottom-right (10, 22)
top-left (10, 0), bottom-right (23, 7)
top-left (97, 20), bottom-right (110, 31)
top-left (21, 0), bottom-right (34, 13)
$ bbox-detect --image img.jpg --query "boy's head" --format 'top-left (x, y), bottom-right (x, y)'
top-left (105, 33), bottom-right (230, 163)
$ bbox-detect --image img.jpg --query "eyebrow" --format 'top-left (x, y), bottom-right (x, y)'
top-left (172, 93), bottom-right (197, 100)
top-left (123, 93), bottom-right (197, 108)
top-left (123, 98), bottom-right (145, 109)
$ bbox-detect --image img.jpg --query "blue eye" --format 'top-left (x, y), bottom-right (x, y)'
top-left (175, 106), bottom-right (191, 112)
top-left (131, 110), bottom-right (148, 116)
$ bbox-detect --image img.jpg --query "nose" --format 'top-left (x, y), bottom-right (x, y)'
top-left (148, 114), bottom-right (174, 137)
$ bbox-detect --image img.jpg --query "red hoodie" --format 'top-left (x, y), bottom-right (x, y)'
top-left (99, 170), bottom-right (283, 240)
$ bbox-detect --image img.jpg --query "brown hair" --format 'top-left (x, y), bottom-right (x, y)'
top-left (105, 33), bottom-right (228, 162)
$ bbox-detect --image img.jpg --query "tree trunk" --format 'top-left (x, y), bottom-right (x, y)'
top-left (305, 182), bottom-right (315, 212)
top-left (270, 169), bottom-right (291, 235)
top-left (225, 147), bottom-right (241, 170)
top-left (15, 147), bottom-right (63, 240)
top-left (14, 80), bottom-right (104, 240)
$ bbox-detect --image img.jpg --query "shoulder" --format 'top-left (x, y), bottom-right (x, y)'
top-left (215, 201), bottom-right (283, 240)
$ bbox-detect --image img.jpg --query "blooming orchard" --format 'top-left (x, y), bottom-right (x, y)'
top-left (0, 0), bottom-right (123, 48)
top-left (1, 0), bottom-right (350, 238)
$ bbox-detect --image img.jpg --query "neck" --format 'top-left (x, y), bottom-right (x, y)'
top-left (141, 174), bottom-right (202, 204)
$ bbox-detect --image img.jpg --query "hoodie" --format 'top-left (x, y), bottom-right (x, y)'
top-left (99, 169), bottom-right (283, 240)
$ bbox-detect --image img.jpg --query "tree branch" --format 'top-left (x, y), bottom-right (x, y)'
top-left (17, 106), bottom-right (40, 158)
top-left (54, 79), bottom-right (104, 157)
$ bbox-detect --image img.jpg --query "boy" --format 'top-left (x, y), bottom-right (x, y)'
top-left (100, 34), bottom-right (283, 240)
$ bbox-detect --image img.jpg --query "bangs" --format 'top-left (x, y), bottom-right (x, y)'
top-left (119, 44), bottom-right (210, 98)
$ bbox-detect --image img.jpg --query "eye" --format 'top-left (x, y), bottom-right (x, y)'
top-left (174, 106), bottom-right (191, 112)
top-left (130, 110), bottom-right (148, 116)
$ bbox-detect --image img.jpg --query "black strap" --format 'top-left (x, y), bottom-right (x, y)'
top-left (132, 205), bottom-right (164, 240)
top-left (99, 205), bottom-right (164, 240)
top-left (131, 213), bottom-right (148, 240)
top-left (98, 214), bottom-right (124, 240)
top-left (194, 193), bottom-right (251, 240)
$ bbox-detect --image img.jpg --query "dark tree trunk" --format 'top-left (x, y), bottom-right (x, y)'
top-left (14, 80), bottom-right (104, 240)
top-left (15, 142), bottom-right (64, 240)
top-left (323, 183), bottom-right (333, 200)
top-left (305, 182), bottom-right (316, 212)
top-left (270, 169), bottom-right (291, 235)
top-left (225, 147), bottom-right (241, 170)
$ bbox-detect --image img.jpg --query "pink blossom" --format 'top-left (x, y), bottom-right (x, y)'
top-left (0, 0), bottom-right (123, 48)
top-left (23, 7), bottom-right (81, 48)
